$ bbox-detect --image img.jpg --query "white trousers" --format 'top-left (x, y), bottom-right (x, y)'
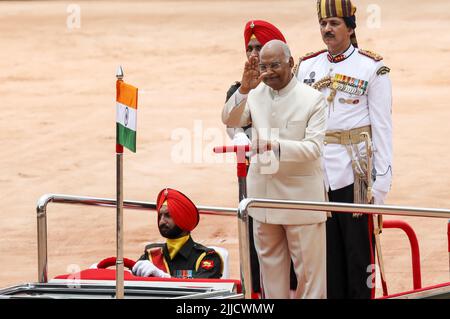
top-left (253, 221), bottom-right (327, 299)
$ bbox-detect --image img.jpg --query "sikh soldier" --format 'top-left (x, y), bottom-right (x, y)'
top-left (132, 188), bottom-right (223, 279)
top-left (224, 20), bottom-right (298, 297)
top-left (226, 20), bottom-right (288, 147)
top-left (295, 0), bottom-right (393, 298)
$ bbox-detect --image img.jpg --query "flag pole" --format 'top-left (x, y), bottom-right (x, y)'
top-left (115, 65), bottom-right (125, 299)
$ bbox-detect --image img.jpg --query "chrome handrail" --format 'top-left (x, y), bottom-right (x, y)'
top-left (236, 198), bottom-right (450, 298)
top-left (37, 194), bottom-right (236, 215)
top-left (37, 194), bottom-right (236, 284)
top-left (37, 194), bottom-right (450, 298)
top-left (238, 198), bottom-right (450, 219)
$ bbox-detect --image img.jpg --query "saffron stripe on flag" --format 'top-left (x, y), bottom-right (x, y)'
top-left (116, 82), bottom-right (138, 109)
top-left (116, 123), bottom-right (136, 153)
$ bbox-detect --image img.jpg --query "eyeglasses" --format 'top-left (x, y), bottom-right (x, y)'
top-left (258, 61), bottom-right (282, 72)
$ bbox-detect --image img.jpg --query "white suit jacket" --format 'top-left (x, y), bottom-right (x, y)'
top-left (222, 76), bottom-right (328, 225)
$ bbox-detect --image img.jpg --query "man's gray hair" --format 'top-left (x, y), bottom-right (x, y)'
top-left (261, 39), bottom-right (292, 60)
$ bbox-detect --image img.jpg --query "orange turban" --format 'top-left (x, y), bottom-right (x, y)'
top-left (244, 20), bottom-right (286, 49)
top-left (156, 188), bottom-right (199, 232)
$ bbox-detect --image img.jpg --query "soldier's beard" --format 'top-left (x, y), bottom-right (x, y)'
top-left (159, 224), bottom-right (184, 239)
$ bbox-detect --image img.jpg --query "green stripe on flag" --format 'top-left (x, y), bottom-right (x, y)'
top-left (116, 123), bottom-right (136, 152)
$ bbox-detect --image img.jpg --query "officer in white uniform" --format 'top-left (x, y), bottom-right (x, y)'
top-left (296, 0), bottom-right (392, 299)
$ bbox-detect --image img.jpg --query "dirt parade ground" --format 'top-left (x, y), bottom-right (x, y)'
top-left (0, 0), bottom-right (449, 297)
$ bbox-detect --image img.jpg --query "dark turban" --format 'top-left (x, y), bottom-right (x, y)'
top-left (243, 20), bottom-right (286, 49)
top-left (316, 0), bottom-right (358, 48)
top-left (156, 188), bottom-right (199, 232)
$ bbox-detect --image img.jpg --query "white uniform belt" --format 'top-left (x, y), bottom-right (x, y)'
top-left (324, 125), bottom-right (372, 145)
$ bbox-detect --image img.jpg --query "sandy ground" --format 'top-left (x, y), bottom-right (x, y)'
top-left (0, 0), bottom-right (449, 297)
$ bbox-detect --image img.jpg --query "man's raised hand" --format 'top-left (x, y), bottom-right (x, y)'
top-left (240, 55), bottom-right (262, 94)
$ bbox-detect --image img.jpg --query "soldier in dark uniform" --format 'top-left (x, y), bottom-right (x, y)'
top-left (224, 20), bottom-right (297, 297)
top-left (132, 188), bottom-right (222, 279)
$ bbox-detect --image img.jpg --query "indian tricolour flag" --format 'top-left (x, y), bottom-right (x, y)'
top-left (116, 80), bottom-right (138, 152)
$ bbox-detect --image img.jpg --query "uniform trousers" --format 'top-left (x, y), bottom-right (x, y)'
top-left (248, 216), bottom-right (261, 293)
top-left (253, 220), bottom-right (326, 299)
top-left (326, 183), bottom-right (375, 299)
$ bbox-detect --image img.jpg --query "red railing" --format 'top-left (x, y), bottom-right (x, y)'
top-left (447, 219), bottom-right (450, 254)
top-left (383, 220), bottom-right (422, 291)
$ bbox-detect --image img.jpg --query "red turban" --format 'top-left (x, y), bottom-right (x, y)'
top-left (156, 188), bottom-right (199, 232)
top-left (244, 20), bottom-right (287, 49)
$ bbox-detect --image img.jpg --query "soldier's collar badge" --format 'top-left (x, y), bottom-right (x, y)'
top-left (327, 44), bottom-right (355, 63)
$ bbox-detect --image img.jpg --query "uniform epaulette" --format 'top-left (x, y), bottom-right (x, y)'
top-left (295, 49), bottom-right (327, 76)
top-left (358, 49), bottom-right (383, 61)
top-left (193, 242), bottom-right (214, 252)
top-left (299, 49), bottom-right (328, 63)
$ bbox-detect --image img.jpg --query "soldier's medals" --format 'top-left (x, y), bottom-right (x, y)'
top-left (332, 74), bottom-right (368, 96)
top-left (312, 74), bottom-right (367, 106)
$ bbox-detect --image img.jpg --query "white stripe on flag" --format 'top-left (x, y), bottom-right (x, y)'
top-left (116, 102), bottom-right (137, 131)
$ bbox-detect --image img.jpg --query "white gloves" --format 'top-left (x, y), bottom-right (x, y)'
top-left (132, 260), bottom-right (170, 278)
top-left (232, 131), bottom-right (251, 145)
top-left (232, 131), bottom-right (251, 157)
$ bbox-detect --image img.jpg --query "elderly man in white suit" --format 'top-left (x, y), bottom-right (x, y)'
top-left (222, 40), bottom-right (328, 299)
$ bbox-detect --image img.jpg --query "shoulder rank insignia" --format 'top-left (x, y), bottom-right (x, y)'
top-left (376, 66), bottom-right (391, 75)
top-left (299, 49), bottom-right (327, 64)
top-left (358, 49), bottom-right (383, 61)
top-left (295, 49), bottom-right (327, 76)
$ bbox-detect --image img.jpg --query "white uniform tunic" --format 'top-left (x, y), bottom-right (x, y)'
top-left (296, 45), bottom-right (392, 203)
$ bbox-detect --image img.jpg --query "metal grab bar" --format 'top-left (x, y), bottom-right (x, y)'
top-left (238, 198), bottom-right (450, 219)
top-left (37, 194), bottom-right (236, 284)
top-left (37, 194), bottom-right (236, 215)
top-left (38, 194), bottom-right (450, 298)
top-left (237, 198), bottom-right (450, 299)
top-left (383, 220), bottom-right (422, 291)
